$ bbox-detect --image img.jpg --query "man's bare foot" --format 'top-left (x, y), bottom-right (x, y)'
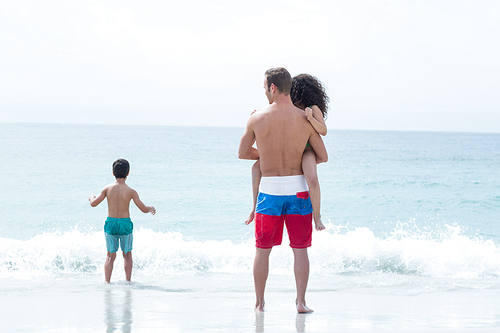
top-left (245, 210), bottom-right (255, 225)
top-left (314, 216), bottom-right (325, 231)
top-left (296, 301), bottom-right (314, 313)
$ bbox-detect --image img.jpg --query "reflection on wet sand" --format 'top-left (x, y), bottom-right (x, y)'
top-left (105, 287), bottom-right (133, 332)
top-left (254, 311), bottom-right (264, 332)
top-left (253, 310), bottom-right (310, 332)
top-left (296, 313), bottom-right (307, 332)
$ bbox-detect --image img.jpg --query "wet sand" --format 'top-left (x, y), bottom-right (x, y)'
top-left (2, 275), bottom-right (500, 332)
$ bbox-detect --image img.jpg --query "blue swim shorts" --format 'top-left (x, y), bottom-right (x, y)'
top-left (255, 175), bottom-right (313, 249)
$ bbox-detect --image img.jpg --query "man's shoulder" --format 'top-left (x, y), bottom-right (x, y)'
top-left (251, 105), bottom-right (272, 117)
top-left (248, 106), bottom-right (271, 127)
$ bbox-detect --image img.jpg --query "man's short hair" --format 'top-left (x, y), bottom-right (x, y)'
top-left (265, 67), bottom-right (292, 95)
top-left (113, 159), bottom-right (130, 179)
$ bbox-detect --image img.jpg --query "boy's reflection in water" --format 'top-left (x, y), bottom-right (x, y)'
top-left (105, 287), bottom-right (133, 332)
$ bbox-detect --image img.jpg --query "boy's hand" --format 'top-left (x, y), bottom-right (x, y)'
top-left (148, 206), bottom-right (156, 215)
top-left (89, 194), bottom-right (96, 202)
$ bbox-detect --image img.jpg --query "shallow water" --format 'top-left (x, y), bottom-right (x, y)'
top-left (1, 123), bottom-right (500, 331)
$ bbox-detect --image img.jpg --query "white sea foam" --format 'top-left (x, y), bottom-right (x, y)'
top-left (1, 224), bottom-right (499, 284)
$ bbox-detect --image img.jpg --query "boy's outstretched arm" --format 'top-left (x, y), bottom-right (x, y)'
top-left (131, 190), bottom-right (156, 215)
top-left (89, 188), bottom-right (107, 207)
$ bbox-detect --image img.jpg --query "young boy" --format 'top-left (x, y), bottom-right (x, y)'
top-left (89, 159), bottom-right (156, 283)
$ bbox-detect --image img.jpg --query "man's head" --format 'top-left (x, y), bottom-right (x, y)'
top-left (113, 159), bottom-right (130, 179)
top-left (264, 67), bottom-right (292, 100)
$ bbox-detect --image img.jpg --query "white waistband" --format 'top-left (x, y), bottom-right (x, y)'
top-left (259, 175), bottom-right (309, 196)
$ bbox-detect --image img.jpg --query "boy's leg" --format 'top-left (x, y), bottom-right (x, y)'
top-left (246, 160), bottom-right (262, 225)
top-left (105, 252), bottom-right (117, 283)
top-left (104, 232), bottom-right (119, 283)
top-left (123, 251), bottom-right (133, 282)
top-left (120, 233), bottom-right (133, 282)
top-left (302, 147), bottom-right (324, 230)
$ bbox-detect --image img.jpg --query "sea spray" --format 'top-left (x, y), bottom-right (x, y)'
top-left (311, 223), bottom-right (500, 278)
top-left (1, 223), bottom-right (499, 282)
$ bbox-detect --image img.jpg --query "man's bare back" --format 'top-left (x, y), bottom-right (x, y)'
top-left (251, 104), bottom-right (324, 177)
top-left (239, 77), bottom-right (327, 173)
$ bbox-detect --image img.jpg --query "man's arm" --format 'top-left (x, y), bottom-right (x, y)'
top-left (308, 130), bottom-right (328, 164)
top-left (238, 117), bottom-right (259, 160)
top-left (131, 190), bottom-right (156, 214)
top-left (89, 187), bottom-right (107, 207)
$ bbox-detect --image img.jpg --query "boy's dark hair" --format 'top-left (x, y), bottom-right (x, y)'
top-left (290, 74), bottom-right (329, 119)
top-left (113, 159), bottom-right (130, 179)
top-left (265, 67), bottom-right (292, 95)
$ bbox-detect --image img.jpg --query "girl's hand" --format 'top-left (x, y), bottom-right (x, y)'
top-left (304, 107), bottom-right (313, 122)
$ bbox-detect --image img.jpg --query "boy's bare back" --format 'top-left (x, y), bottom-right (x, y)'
top-left (89, 178), bottom-right (155, 217)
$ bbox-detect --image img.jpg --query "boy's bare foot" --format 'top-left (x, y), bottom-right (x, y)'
top-left (314, 215), bottom-right (325, 231)
top-left (245, 210), bottom-right (255, 225)
top-left (255, 301), bottom-right (265, 312)
top-left (296, 301), bottom-right (314, 313)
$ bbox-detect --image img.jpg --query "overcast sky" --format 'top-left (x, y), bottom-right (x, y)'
top-left (1, 0), bottom-right (499, 132)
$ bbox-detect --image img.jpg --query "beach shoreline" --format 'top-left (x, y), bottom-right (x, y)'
top-left (3, 274), bottom-right (500, 332)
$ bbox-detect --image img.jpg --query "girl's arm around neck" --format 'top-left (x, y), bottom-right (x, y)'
top-left (305, 105), bottom-right (327, 136)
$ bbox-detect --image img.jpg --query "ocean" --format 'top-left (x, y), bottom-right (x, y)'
top-left (1, 122), bottom-right (500, 332)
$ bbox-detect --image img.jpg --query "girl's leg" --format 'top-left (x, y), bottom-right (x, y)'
top-left (246, 160), bottom-right (261, 225)
top-left (302, 147), bottom-right (325, 230)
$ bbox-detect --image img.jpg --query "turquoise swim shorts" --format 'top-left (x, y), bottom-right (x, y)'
top-left (104, 217), bottom-right (133, 236)
top-left (104, 217), bottom-right (133, 253)
top-left (105, 232), bottom-right (133, 254)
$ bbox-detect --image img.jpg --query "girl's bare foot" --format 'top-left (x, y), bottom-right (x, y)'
top-left (245, 210), bottom-right (255, 225)
top-left (314, 215), bottom-right (325, 231)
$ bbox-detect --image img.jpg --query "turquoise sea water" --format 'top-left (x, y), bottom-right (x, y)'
top-left (1, 122), bottom-right (500, 289)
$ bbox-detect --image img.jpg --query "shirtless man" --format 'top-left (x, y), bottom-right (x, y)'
top-left (89, 159), bottom-right (156, 283)
top-left (238, 67), bottom-right (328, 313)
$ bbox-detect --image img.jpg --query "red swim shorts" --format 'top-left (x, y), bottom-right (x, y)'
top-left (254, 176), bottom-right (313, 249)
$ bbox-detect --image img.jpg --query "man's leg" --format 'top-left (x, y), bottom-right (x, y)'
top-left (292, 248), bottom-right (313, 313)
top-left (104, 252), bottom-right (116, 283)
top-left (123, 251), bottom-right (133, 282)
top-left (254, 247), bottom-right (272, 311)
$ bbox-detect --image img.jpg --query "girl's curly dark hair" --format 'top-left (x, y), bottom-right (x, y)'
top-left (290, 74), bottom-right (329, 119)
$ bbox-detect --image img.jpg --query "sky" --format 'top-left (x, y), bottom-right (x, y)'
top-left (1, 0), bottom-right (499, 132)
